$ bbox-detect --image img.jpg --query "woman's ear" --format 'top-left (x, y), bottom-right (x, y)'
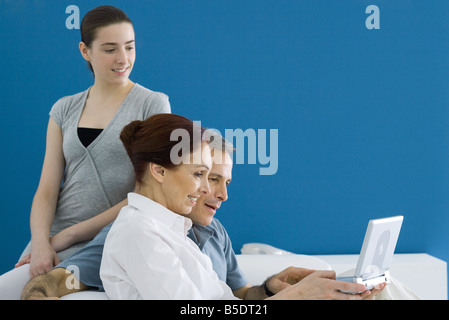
top-left (149, 163), bottom-right (165, 183)
top-left (79, 42), bottom-right (91, 61)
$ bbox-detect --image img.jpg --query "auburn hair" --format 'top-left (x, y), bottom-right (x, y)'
top-left (120, 113), bottom-right (206, 183)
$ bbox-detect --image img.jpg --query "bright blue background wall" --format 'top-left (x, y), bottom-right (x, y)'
top-left (1, 0), bottom-right (448, 292)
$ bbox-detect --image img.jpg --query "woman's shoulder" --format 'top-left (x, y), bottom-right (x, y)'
top-left (54, 88), bottom-right (89, 106)
top-left (49, 88), bottom-right (89, 126)
top-left (108, 204), bottom-right (164, 245)
top-left (132, 83), bottom-right (171, 115)
top-left (133, 83), bottom-right (169, 100)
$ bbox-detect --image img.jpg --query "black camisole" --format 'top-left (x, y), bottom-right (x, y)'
top-left (77, 128), bottom-right (103, 148)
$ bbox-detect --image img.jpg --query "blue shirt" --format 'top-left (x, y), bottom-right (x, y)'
top-left (56, 218), bottom-right (248, 292)
top-left (187, 219), bottom-right (248, 291)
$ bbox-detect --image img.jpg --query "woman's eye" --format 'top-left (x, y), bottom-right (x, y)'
top-left (104, 49), bottom-right (115, 53)
top-left (194, 172), bottom-right (204, 178)
top-left (208, 178), bottom-right (218, 183)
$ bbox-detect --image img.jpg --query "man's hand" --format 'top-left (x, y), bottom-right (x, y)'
top-left (265, 267), bottom-right (316, 294)
top-left (268, 270), bottom-right (369, 300)
top-left (361, 282), bottom-right (387, 299)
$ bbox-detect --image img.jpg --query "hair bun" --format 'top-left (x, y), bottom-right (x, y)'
top-left (120, 120), bottom-right (143, 156)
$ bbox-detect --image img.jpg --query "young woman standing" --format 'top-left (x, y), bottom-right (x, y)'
top-left (14, 5), bottom-right (170, 279)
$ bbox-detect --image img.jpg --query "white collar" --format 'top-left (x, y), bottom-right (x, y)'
top-left (127, 192), bottom-right (193, 238)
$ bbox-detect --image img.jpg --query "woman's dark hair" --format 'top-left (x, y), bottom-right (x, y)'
top-left (120, 114), bottom-right (207, 184)
top-left (80, 5), bottom-right (132, 72)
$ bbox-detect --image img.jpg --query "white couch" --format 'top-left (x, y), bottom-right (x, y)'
top-left (236, 252), bottom-right (447, 300)
top-left (61, 251), bottom-right (447, 300)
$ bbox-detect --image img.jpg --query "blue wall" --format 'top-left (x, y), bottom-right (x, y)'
top-left (1, 0), bottom-right (448, 292)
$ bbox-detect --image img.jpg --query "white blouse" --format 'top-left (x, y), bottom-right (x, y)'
top-left (100, 192), bottom-right (237, 300)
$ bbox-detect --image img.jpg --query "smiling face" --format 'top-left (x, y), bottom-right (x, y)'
top-left (160, 142), bottom-right (213, 215)
top-left (187, 150), bottom-right (233, 226)
top-left (79, 22), bottom-right (135, 86)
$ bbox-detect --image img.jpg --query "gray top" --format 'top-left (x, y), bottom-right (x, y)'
top-left (22, 84), bottom-right (170, 261)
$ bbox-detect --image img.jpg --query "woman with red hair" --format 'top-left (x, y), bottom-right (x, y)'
top-left (100, 113), bottom-right (237, 299)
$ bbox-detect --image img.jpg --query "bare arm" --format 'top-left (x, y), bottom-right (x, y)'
top-left (265, 269), bottom-right (385, 300)
top-left (28, 118), bottom-right (65, 277)
top-left (50, 198), bottom-right (128, 252)
top-left (233, 267), bottom-right (383, 300)
top-left (233, 267), bottom-right (315, 300)
top-left (21, 268), bottom-right (88, 300)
